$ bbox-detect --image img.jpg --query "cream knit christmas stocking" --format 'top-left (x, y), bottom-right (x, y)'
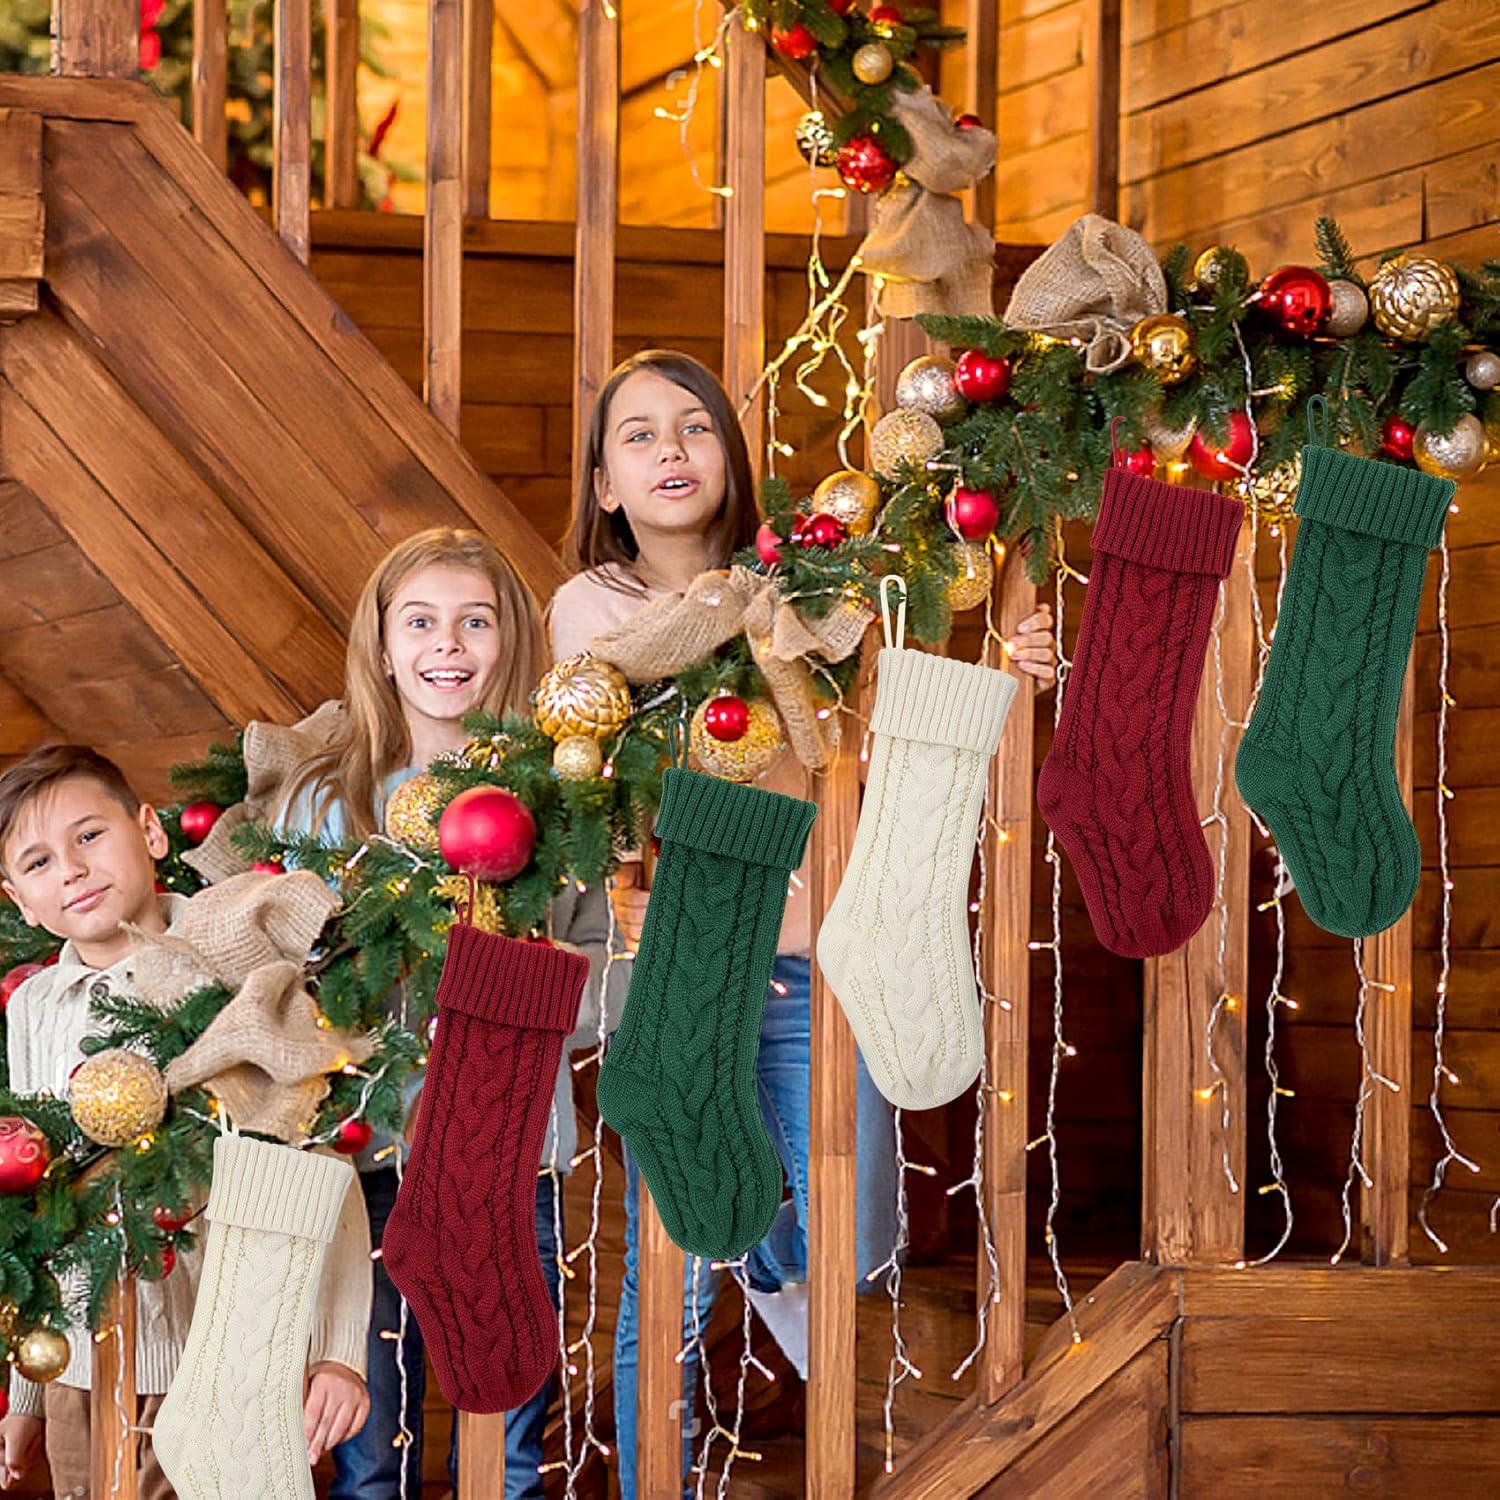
top-left (153, 1134), bottom-right (355, 1500)
top-left (816, 645), bottom-right (1017, 1109)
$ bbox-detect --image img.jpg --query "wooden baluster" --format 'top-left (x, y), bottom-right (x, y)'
top-left (425, 0), bottom-right (463, 435)
top-left (963, 0), bottom-right (999, 233)
top-left (273, 0), bottom-right (313, 263)
top-left (53, 0), bottom-right (137, 78)
top-left (1085, 0), bottom-right (1121, 217)
top-left (462, 0), bottom-right (494, 219)
top-left (192, 0), bottom-right (228, 169)
top-left (325, 0), bottom-right (361, 209)
top-left (1141, 517), bottom-right (1253, 1264)
top-left (638, 1191), bottom-right (688, 1498)
top-left (1362, 661), bottom-right (1414, 1264)
top-left (91, 1274), bottom-right (138, 1500)
top-left (721, 10), bottom-right (765, 458)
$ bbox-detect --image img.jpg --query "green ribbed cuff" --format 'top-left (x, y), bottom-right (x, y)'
top-left (654, 768), bottom-right (816, 871)
top-left (207, 1135), bottom-right (354, 1243)
top-left (1295, 444), bottom-right (1455, 549)
top-left (869, 648), bottom-right (1017, 755)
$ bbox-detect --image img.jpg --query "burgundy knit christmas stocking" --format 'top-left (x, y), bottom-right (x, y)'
top-left (383, 924), bottom-right (587, 1412)
top-left (1037, 467), bottom-right (1244, 958)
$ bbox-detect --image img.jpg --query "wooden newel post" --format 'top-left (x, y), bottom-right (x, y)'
top-left (91, 1274), bottom-right (139, 1500)
top-left (53, 0), bottom-right (138, 79)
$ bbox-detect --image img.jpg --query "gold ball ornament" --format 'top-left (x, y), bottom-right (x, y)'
top-left (533, 654), bottom-right (632, 742)
top-left (813, 470), bottom-right (882, 536)
top-left (1233, 456), bottom-right (1301, 528)
top-left (1414, 415), bottom-right (1487, 481)
top-left (1189, 246), bottom-right (1247, 292)
top-left (945, 540), bottom-right (994, 612)
top-left (1325, 279), bottom-right (1369, 338)
top-left (689, 697), bottom-right (783, 783)
top-left (894, 355), bottom-right (966, 425)
top-left (1144, 408), bottom-right (1198, 462)
top-left (1368, 254), bottom-right (1461, 341)
top-left (1130, 313), bottom-right (1197, 385)
top-left (552, 734), bottom-right (604, 781)
top-left (383, 771), bottom-right (444, 852)
top-left (14, 1326), bottom-right (70, 1384)
top-left (870, 409), bottom-right (944, 478)
top-left (70, 1049), bottom-right (168, 1148)
top-left (0, 1298), bottom-right (17, 1345)
top-left (852, 42), bottom-right (894, 85)
top-left (1465, 350), bottom-right (1500, 391)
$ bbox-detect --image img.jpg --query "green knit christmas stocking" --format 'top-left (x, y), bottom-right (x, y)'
top-left (597, 768), bottom-right (816, 1260)
top-left (1235, 439), bottom-right (1455, 937)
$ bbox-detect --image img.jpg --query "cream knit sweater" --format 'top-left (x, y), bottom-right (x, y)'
top-left (5, 896), bottom-right (371, 1418)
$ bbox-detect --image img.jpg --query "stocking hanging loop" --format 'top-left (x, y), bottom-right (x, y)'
top-left (880, 575), bottom-right (909, 651)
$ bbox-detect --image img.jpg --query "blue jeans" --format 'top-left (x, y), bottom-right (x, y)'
top-left (329, 1166), bottom-right (561, 1500)
top-left (612, 956), bottom-right (897, 1499)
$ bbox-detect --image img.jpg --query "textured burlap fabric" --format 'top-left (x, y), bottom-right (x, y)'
top-left (1002, 213), bottom-right (1167, 373)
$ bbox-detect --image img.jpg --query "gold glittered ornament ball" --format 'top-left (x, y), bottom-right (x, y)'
top-left (871, 409), bottom-right (944, 478)
top-left (1189, 246), bottom-right (1247, 292)
top-left (14, 1326), bottom-right (70, 1384)
top-left (383, 771), bottom-right (444, 852)
top-left (1233, 456), bottom-right (1301, 528)
top-left (1465, 350), bottom-right (1500, 391)
top-left (0, 1298), bottom-right (17, 1345)
top-left (690, 697), bottom-right (784, 783)
top-left (70, 1049), bottom-right (168, 1148)
top-left (1130, 313), bottom-right (1196, 385)
top-left (1414, 414), bottom-right (1487, 481)
top-left (1368, 254), bottom-right (1461, 342)
top-left (813, 469), bottom-right (882, 535)
top-left (1325, 279), bottom-right (1369, 338)
top-left (894, 354), bottom-right (966, 425)
top-left (533, 654), bottom-right (631, 742)
top-left (552, 734), bottom-right (604, 781)
top-left (852, 41), bottom-right (894, 84)
top-left (946, 540), bottom-right (994, 612)
top-left (1144, 407), bottom-right (1197, 462)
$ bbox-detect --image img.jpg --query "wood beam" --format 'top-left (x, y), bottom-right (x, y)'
top-left (426, 0), bottom-right (464, 433)
top-left (192, 0), bottom-right (227, 168)
top-left (54, 0), bottom-right (137, 79)
top-left (463, 0), bottom-right (494, 218)
top-left (274, 0), bottom-right (313, 261)
top-left (325, 0), bottom-right (361, 208)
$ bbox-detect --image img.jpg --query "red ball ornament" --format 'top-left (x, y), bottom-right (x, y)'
top-left (836, 134), bottom-right (897, 195)
top-left (868, 4), bottom-right (904, 21)
top-left (332, 1117), bottom-right (373, 1155)
top-left (828, 0), bottom-right (856, 11)
top-left (755, 521), bottom-right (785, 566)
top-left (1, 963), bottom-right (44, 1011)
top-left (945, 487), bottom-right (1000, 541)
top-left (156, 1245), bottom-right (177, 1279)
top-left (703, 696), bottom-right (751, 743)
top-left (770, 22), bottom-right (817, 59)
top-left (251, 859), bottom-right (286, 875)
top-left (796, 512), bottom-right (847, 550)
top-left (1257, 265), bottom-right (1332, 338)
top-left (1188, 412), bottom-right (1256, 481)
top-left (152, 1203), bottom-right (193, 1233)
top-left (953, 349), bottom-right (1011, 403)
top-left (438, 785), bottom-right (537, 883)
top-left (178, 801), bottom-right (224, 846)
top-left (0, 1117), bottom-right (49, 1195)
top-left (1380, 414), bottom-right (1416, 461)
top-left (954, 112), bottom-right (984, 131)
top-left (1112, 443), bottom-right (1157, 478)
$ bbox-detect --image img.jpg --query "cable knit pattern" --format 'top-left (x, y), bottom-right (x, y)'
top-left (1236, 445), bottom-right (1455, 937)
top-left (153, 1135), bottom-right (353, 1500)
top-left (816, 649), bottom-right (1015, 1109)
top-left (1037, 469), bottom-right (1242, 959)
top-left (382, 925), bottom-right (587, 1413)
top-left (596, 769), bottom-right (817, 1260)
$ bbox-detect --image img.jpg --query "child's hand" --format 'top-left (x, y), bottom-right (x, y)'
top-left (304, 1362), bottom-right (369, 1467)
top-left (610, 861), bottom-right (651, 952)
top-left (0, 1413), bottom-right (44, 1489)
top-left (1005, 604), bottom-right (1057, 692)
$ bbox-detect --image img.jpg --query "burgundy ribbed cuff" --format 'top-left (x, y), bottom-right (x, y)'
top-left (1091, 468), bottom-right (1243, 578)
top-left (435, 923), bottom-right (588, 1033)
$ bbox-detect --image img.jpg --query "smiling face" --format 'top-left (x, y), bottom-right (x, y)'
top-left (381, 563), bottom-right (504, 736)
top-left (1, 775), bottom-right (169, 966)
top-left (595, 369), bottom-right (729, 548)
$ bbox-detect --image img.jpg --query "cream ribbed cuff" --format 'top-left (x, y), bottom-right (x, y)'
top-left (206, 1135), bottom-right (353, 1244)
top-left (868, 648), bottom-right (1018, 755)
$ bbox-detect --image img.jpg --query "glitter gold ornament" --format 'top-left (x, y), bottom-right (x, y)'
top-left (1144, 408), bottom-right (1197, 461)
top-left (552, 734), bottom-right (603, 781)
top-left (0, 1298), bottom-right (17, 1345)
top-left (690, 697), bottom-right (783, 782)
top-left (1130, 313), bottom-right (1196, 384)
top-left (14, 1326), bottom-right (69, 1384)
top-left (533, 654), bottom-right (631, 742)
top-left (70, 1050), bottom-right (168, 1148)
top-left (1465, 350), bottom-right (1500, 391)
top-left (1414, 415), bottom-right (1487, 481)
top-left (794, 109), bottom-right (838, 168)
top-left (852, 41), bottom-right (894, 84)
top-left (435, 875), bottom-right (505, 935)
top-left (894, 354), bottom-right (966, 424)
top-left (812, 469), bottom-right (882, 535)
top-left (871, 409), bottom-right (944, 477)
top-left (1325, 279), bottom-right (1369, 337)
top-left (945, 540), bottom-right (994, 612)
top-left (383, 771), bottom-right (444, 852)
top-left (1234, 456), bottom-right (1301, 528)
top-left (1189, 246), bottom-right (1247, 293)
top-left (1368, 254), bottom-right (1461, 341)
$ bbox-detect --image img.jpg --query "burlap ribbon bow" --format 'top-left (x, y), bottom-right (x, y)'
top-left (857, 86), bottom-right (998, 319)
top-left (1003, 213), bottom-right (1168, 373)
top-left (132, 871), bottom-right (372, 1141)
top-left (590, 565), bottom-right (873, 771)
